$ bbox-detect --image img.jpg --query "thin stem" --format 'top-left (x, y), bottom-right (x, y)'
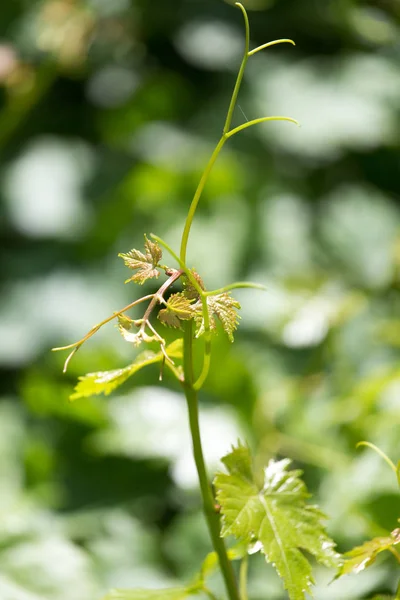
top-left (193, 334), bottom-right (211, 391)
top-left (388, 546), bottom-right (400, 565)
top-left (52, 295), bottom-right (154, 352)
top-left (140, 270), bottom-right (183, 331)
top-left (165, 360), bottom-right (184, 382)
top-left (223, 3), bottom-right (250, 135)
top-left (248, 38), bottom-right (295, 57)
top-left (239, 555), bottom-right (249, 600)
top-left (179, 2), bottom-right (255, 265)
top-left (151, 234), bottom-right (205, 298)
top-left (193, 294), bottom-right (212, 390)
top-left (180, 136), bottom-right (227, 264)
top-left (226, 116), bottom-right (299, 139)
top-left (183, 323), bottom-right (240, 600)
top-left (204, 281), bottom-right (267, 296)
top-left (52, 294), bottom-right (154, 372)
top-left (203, 587), bottom-right (220, 600)
top-left (356, 442), bottom-right (397, 475)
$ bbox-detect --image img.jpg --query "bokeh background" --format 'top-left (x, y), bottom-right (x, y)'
top-left (0, 0), bottom-right (399, 598)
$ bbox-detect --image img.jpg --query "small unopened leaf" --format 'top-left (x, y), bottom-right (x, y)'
top-left (70, 340), bottom-right (182, 400)
top-left (158, 293), bottom-right (195, 329)
top-left (101, 587), bottom-right (196, 600)
top-left (194, 292), bottom-right (240, 341)
top-left (118, 314), bottom-right (133, 330)
top-left (119, 235), bottom-right (162, 284)
top-left (183, 270), bottom-right (205, 300)
top-left (214, 443), bottom-right (340, 600)
top-left (158, 309), bottom-right (181, 329)
top-left (337, 528), bottom-right (400, 577)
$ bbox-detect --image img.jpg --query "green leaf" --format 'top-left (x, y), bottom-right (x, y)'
top-left (70, 352), bottom-right (160, 400)
top-left (119, 235), bottom-right (162, 284)
top-left (183, 270), bottom-right (205, 300)
top-left (70, 340), bottom-right (182, 400)
top-left (158, 293), bottom-right (195, 329)
top-left (101, 587), bottom-right (196, 600)
top-left (163, 338), bottom-right (184, 359)
top-left (214, 443), bottom-right (340, 600)
top-left (194, 292), bottom-right (241, 342)
top-left (337, 528), bottom-right (400, 577)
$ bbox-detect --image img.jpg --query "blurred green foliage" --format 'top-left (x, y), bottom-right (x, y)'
top-left (0, 0), bottom-right (399, 598)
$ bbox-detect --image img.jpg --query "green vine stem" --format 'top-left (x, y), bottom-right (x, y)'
top-left (174, 5), bottom-right (298, 599)
top-left (223, 3), bottom-right (250, 135)
top-left (54, 4), bottom-right (299, 600)
top-left (183, 322), bottom-right (240, 600)
top-left (239, 554), bottom-right (249, 600)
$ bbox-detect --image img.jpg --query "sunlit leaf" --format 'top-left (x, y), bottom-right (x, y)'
top-left (70, 352), bottom-right (160, 400)
top-left (70, 339), bottom-right (183, 400)
top-left (158, 293), bottom-right (195, 329)
top-left (337, 528), bottom-right (400, 577)
top-left (119, 235), bottom-right (162, 284)
top-left (101, 587), bottom-right (196, 600)
top-left (194, 292), bottom-right (240, 342)
top-left (183, 270), bottom-right (205, 300)
top-left (163, 338), bottom-right (184, 359)
top-left (70, 340), bottom-right (182, 400)
top-left (214, 443), bottom-right (340, 600)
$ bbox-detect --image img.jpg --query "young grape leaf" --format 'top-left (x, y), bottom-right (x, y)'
top-left (214, 443), bottom-right (340, 600)
top-left (337, 528), bottom-right (400, 577)
top-left (183, 270), bottom-right (205, 300)
top-left (70, 340), bottom-right (182, 400)
top-left (158, 293), bottom-right (195, 329)
top-left (119, 235), bottom-right (162, 284)
top-left (194, 292), bottom-right (240, 342)
top-left (101, 587), bottom-right (197, 600)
